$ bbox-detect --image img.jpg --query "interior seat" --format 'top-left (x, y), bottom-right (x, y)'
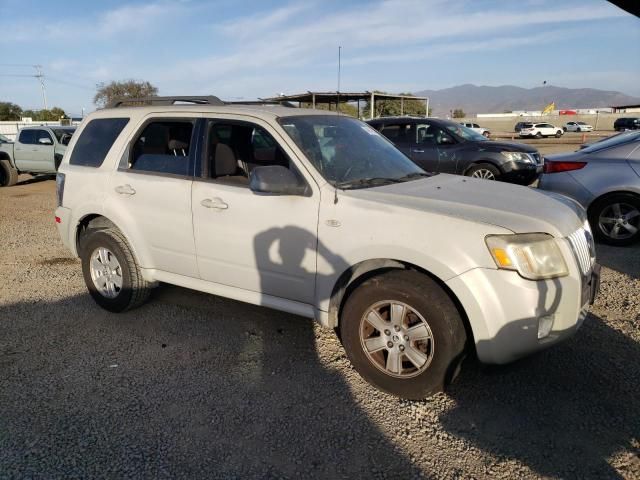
top-left (213, 143), bottom-right (248, 185)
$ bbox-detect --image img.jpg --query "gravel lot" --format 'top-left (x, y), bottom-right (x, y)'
top-left (1, 177), bottom-right (638, 479)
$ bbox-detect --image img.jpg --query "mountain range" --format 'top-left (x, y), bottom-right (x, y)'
top-left (414, 84), bottom-right (640, 115)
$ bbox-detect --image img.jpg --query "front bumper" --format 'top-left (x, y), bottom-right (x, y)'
top-left (446, 255), bottom-right (599, 365)
top-left (500, 161), bottom-right (541, 185)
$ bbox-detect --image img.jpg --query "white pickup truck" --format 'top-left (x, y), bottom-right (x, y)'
top-left (0, 125), bottom-right (75, 186)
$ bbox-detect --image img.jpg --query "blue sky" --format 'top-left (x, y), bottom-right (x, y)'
top-left (1, 0), bottom-right (638, 116)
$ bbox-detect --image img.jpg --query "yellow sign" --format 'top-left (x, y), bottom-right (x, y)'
top-left (542, 102), bottom-right (555, 115)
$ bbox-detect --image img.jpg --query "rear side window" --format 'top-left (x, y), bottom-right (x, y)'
top-left (70, 118), bottom-right (129, 167)
top-left (129, 120), bottom-right (194, 176)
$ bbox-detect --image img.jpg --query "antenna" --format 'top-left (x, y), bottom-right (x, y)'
top-left (34, 65), bottom-right (48, 110)
top-left (337, 46), bottom-right (341, 114)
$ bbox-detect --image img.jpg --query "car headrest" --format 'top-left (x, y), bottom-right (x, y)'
top-left (168, 139), bottom-right (189, 151)
top-left (215, 143), bottom-right (237, 176)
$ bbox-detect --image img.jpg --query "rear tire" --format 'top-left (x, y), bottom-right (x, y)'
top-left (535, 132), bottom-right (543, 138)
top-left (0, 159), bottom-right (18, 187)
top-left (588, 193), bottom-right (640, 246)
top-left (81, 228), bottom-right (152, 312)
top-left (483, 131), bottom-right (490, 138)
top-left (339, 270), bottom-right (467, 399)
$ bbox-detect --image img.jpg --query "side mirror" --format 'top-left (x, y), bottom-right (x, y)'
top-left (38, 137), bottom-right (53, 145)
top-left (249, 165), bottom-right (308, 196)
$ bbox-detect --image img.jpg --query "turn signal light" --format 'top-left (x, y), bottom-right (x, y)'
top-left (543, 161), bottom-right (587, 174)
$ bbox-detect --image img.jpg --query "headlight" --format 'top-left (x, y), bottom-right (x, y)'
top-left (500, 151), bottom-right (534, 163)
top-left (485, 233), bottom-right (568, 280)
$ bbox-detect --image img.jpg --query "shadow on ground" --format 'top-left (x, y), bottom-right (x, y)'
top-left (596, 244), bottom-right (640, 280)
top-left (0, 289), bottom-right (421, 479)
top-left (441, 312), bottom-right (639, 479)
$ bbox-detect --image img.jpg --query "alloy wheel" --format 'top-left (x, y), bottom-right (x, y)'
top-left (471, 169), bottom-right (496, 180)
top-left (359, 300), bottom-right (435, 378)
top-left (89, 247), bottom-right (123, 298)
top-left (598, 202), bottom-right (640, 240)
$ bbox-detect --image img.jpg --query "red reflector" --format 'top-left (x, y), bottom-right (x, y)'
top-left (543, 161), bottom-right (587, 174)
top-left (55, 216), bottom-right (61, 224)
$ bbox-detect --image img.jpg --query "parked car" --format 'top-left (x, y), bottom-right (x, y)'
top-left (519, 123), bottom-right (564, 138)
top-left (564, 121), bottom-right (593, 133)
top-left (0, 125), bottom-right (75, 186)
top-left (459, 122), bottom-right (490, 137)
top-left (514, 121), bottom-right (530, 133)
top-left (539, 131), bottom-right (640, 246)
top-left (55, 96), bottom-right (599, 400)
top-left (614, 117), bottom-right (640, 132)
top-left (367, 117), bottom-right (542, 185)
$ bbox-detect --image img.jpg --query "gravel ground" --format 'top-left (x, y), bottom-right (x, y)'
top-left (1, 177), bottom-right (638, 479)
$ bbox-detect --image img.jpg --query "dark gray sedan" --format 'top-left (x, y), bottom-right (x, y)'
top-left (538, 131), bottom-right (640, 246)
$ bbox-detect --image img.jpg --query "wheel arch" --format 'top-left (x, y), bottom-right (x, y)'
top-left (587, 189), bottom-right (640, 216)
top-left (328, 258), bottom-right (474, 346)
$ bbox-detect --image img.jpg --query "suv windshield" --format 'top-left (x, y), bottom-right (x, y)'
top-left (279, 115), bottom-right (427, 188)
top-left (444, 123), bottom-right (487, 142)
top-left (580, 131), bottom-right (640, 153)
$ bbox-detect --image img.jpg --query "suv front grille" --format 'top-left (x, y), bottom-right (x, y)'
top-left (567, 227), bottom-right (595, 276)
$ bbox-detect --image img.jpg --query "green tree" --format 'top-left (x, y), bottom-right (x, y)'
top-left (0, 102), bottom-right (23, 121)
top-left (452, 108), bottom-right (466, 119)
top-left (94, 79), bottom-right (159, 107)
top-left (362, 91), bottom-right (431, 119)
top-left (21, 107), bottom-right (67, 121)
top-left (299, 101), bottom-right (359, 118)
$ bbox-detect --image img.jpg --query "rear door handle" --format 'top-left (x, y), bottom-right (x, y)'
top-left (412, 149), bottom-right (425, 153)
top-left (115, 184), bottom-right (136, 196)
top-left (201, 198), bottom-right (228, 210)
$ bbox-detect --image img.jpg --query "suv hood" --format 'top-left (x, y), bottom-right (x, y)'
top-left (473, 140), bottom-right (537, 153)
top-left (344, 174), bottom-right (585, 238)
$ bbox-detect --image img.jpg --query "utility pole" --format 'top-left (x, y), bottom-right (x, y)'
top-left (34, 65), bottom-right (48, 110)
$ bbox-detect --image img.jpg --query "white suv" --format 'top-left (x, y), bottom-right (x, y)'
top-left (459, 122), bottom-right (490, 138)
top-left (55, 96), bottom-right (600, 399)
top-left (519, 123), bottom-right (564, 138)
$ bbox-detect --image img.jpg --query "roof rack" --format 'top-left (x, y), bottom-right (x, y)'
top-left (228, 100), bottom-right (297, 108)
top-left (106, 95), bottom-right (225, 108)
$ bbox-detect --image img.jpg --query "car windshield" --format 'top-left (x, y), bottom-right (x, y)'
top-left (0, 134), bottom-right (10, 143)
top-left (580, 131), bottom-right (640, 153)
top-left (278, 115), bottom-right (427, 188)
top-left (444, 123), bottom-right (488, 142)
top-left (51, 128), bottom-right (76, 144)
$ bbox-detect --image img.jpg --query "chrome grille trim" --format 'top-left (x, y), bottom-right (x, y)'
top-left (567, 228), bottom-right (595, 276)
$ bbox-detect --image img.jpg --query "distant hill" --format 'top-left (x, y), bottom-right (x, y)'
top-left (414, 84), bottom-right (640, 116)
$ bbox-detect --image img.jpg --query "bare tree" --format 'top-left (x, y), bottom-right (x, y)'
top-left (94, 80), bottom-right (159, 107)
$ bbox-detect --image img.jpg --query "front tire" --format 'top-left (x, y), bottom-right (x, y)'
top-left (0, 159), bottom-right (18, 187)
top-left (81, 228), bottom-right (152, 312)
top-left (535, 132), bottom-right (543, 138)
top-left (339, 270), bottom-right (467, 399)
top-left (466, 163), bottom-right (500, 181)
top-left (555, 131), bottom-right (562, 138)
top-left (589, 193), bottom-right (640, 246)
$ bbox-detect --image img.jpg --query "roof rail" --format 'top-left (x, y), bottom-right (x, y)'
top-left (227, 100), bottom-right (297, 108)
top-left (106, 95), bottom-right (225, 108)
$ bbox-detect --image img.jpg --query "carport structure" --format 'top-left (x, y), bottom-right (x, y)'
top-left (262, 91), bottom-right (429, 119)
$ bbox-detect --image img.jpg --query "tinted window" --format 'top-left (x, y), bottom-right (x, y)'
top-left (35, 130), bottom-right (53, 144)
top-left (18, 130), bottom-right (36, 144)
top-left (69, 118), bottom-right (129, 167)
top-left (379, 123), bottom-right (412, 143)
top-left (580, 131), bottom-right (640, 154)
top-left (130, 121), bottom-right (194, 176)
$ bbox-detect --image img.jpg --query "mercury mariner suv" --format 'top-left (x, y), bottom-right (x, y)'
top-left (55, 96), bottom-right (600, 399)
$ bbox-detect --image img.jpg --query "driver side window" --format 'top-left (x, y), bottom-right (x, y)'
top-left (204, 120), bottom-right (295, 187)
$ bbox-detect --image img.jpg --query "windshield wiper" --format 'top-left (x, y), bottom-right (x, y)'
top-left (334, 177), bottom-right (402, 190)
top-left (395, 172), bottom-right (432, 181)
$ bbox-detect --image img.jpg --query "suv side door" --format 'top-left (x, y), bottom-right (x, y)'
top-left (105, 115), bottom-right (200, 278)
top-left (191, 116), bottom-right (320, 304)
top-left (410, 122), bottom-right (443, 172)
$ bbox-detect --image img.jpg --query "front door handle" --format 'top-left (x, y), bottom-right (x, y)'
top-left (412, 149), bottom-right (425, 153)
top-left (115, 184), bottom-right (136, 196)
top-left (201, 198), bottom-right (228, 210)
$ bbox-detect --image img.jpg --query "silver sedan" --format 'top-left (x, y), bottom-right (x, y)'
top-left (538, 131), bottom-right (640, 246)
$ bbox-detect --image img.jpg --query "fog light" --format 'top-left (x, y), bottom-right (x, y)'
top-left (538, 315), bottom-right (555, 339)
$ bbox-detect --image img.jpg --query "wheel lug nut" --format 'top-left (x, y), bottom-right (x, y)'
top-left (394, 325), bottom-right (401, 332)
top-left (387, 341), bottom-right (394, 348)
top-left (399, 345), bottom-right (405, 351)
top-left (404, 335), bottom-right (409, 341)
top-left (384, 329), bottom-right (391, 336)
